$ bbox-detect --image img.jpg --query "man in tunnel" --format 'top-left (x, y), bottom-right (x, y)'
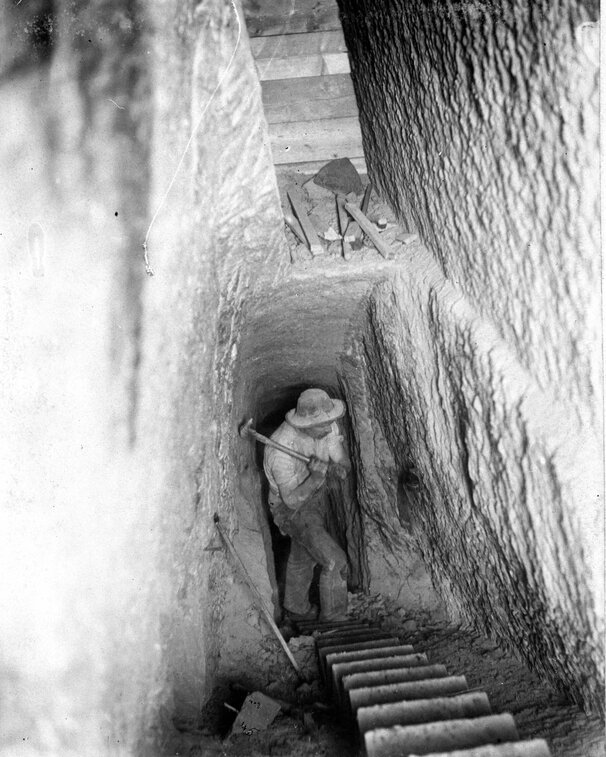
top-left (264, 388), bottom-right (352, 622)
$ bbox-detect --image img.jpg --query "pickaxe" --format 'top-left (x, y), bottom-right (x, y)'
top-left (239, 418), bottom-right (311, 464)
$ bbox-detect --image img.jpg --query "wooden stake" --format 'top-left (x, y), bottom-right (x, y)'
top-left (284, 212), bottom-right (307, 245)
top-left (336, 195), bottom-right (359, 258)
top-left (336, 194), bottom-right (349, 235)
top-left (287, 187), bottom-right (324, 255)
top-left (343, 191), bottom-right (365, 249)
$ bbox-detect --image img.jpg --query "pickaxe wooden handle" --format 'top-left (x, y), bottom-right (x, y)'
top-left (239, 419), bottom-right (311, 464)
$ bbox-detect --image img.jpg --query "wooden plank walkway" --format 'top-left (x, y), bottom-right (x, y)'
top-left (249, 30), bottom-right (347, 58)
top-left (243, 0), bottom-right (341, 37)
top-left (269, 117), bottom-right (363, 164)
top-left (243, 0), bottom-right (365, 173)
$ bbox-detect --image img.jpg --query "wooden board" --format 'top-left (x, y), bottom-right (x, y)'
top-left (243, 0), bottom-right (340, 37)
top-left (257, 55), bottom-right (322, 81)
top-left (255, 52), bottom-right (349, 81)
top-left (263, 94), bottom-right (359, 124)
top-left (336, 194), bottom-right (349, 234)
top-left (344, 202), bottom-right (395, 259)
top-left (275, 157), bottom-right (367, 176)
top-left (287, 186), bottom-right (324, 255)
top-left (269, 117), bottom-right (363, 164)
top-left (250, 30), bottom-right (346, 59)
top-left (262, 73), bottom-right (354, 104)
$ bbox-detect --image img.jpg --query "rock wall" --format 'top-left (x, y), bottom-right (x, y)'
top-left (339, 0), bottom-right (603, 713)
top-left (3, 0), bottom-right (602, 752)
top-left (1, 0), bottom-right (288, 753)
top-left (141, 0), bottom-right (287, 720)
top-left (1, 1), bottom-right (160, 754)
top-left (340, 321), bottom-right (448, 617)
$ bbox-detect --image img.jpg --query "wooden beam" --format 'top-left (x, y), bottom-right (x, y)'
top-left (263, 95), bottom-right (359, 124)
top-left (262, 74), bottom-right (354, 105)
top-left (344, 202), bottom-right (395, 259)
top-left (257, 55), bottom-right (322, 81)
top-left (336, 195), bottom-right (349, 236)
top-left (287, 187), bottom-right (324, 255)
top-left (336, 195), bottom-right (354, 259)
top-left (256, 52), bottom-right (350, 81)
top-left (269, 117), bottom-right (364, 164)
top-left (340, 192), bottom-right (364, 249)
top-left (244, 0), bottom-right (340, 37)
top-left (250, 30), bottom-right (346, 59)
top-left (275, 157), bottom-right (367, 176)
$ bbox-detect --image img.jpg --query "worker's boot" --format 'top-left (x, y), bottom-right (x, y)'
top-left (318, 560), bottom-right (348, 621)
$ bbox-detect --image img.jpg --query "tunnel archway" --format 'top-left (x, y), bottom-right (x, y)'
top-left (229, 270), bottom-right (445, 632)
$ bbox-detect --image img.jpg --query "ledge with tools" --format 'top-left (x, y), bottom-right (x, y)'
top-left (279, 157), bottom-right (418, 264)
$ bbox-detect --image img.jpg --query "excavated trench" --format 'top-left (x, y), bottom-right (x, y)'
top-left (176, 237), bottom-right (604, 756)
top-left (1, 1), bottom-right (602, 756)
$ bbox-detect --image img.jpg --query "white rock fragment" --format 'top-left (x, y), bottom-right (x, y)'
top-left (322, 226), bottom-right (341, 241)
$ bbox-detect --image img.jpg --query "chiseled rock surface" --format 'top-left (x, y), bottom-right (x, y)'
top-left (1, 0), bottom-right (287, 753)
top-left (339, 0), bottom-right (602, 716)
top-left (139, 0), bottom-right (287, 727)
top-left (345, 250), bottom-right (603, 714)
top-left (341, 0), bottom-right (600, 426)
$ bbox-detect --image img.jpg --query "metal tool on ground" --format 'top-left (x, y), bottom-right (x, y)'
top-left (213, 513), bottom-right (304, 680)
top-left (239, 418), bottom-right (311, 463)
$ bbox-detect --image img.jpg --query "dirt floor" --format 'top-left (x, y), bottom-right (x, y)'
top-left (164, 591), bottom-right (605, 757)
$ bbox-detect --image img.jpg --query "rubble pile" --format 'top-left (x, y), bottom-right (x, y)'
top-left (278, 158), bottom-right (418, 264)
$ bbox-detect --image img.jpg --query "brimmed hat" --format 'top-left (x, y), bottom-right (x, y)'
top-left (286, 388), bottom-right (345, 429)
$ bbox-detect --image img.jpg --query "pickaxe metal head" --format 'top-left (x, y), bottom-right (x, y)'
top-left (239, 418), bottom-right (254, 438)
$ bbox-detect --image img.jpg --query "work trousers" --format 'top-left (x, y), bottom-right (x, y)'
top-left (273, 494), bottom-right (348, 621)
